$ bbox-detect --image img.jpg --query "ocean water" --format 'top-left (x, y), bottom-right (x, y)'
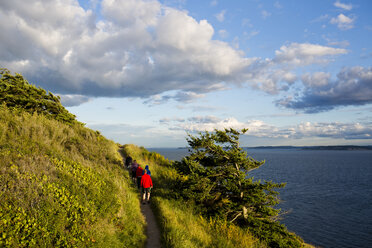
top-left (148, 148), bottom-right (372, 248)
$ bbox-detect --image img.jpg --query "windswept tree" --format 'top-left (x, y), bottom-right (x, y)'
top-left (175, 128), bottom-right (303, 247)
top-left (0, 68), bottom-right (78, 125)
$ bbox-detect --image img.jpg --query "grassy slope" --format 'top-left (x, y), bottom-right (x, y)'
top-left (123, 144), bottom-right (265, 248)
top-left (0, 105), bottom-right (146, 247)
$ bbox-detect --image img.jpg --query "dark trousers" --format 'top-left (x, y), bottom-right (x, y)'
top-left (137, 176), bottom-right (142, 189)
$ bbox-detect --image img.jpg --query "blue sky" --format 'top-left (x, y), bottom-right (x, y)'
top-left (1, 0), bottom-right (371, 147)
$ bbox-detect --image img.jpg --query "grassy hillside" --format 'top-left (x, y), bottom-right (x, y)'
top-left (1, 69), bottom-right (314, 247)
top-left (122, 144), bottom-right (264, 248)
top-left (122, 144), bottom-right (315, 248)
top-left (0, 70), bottom-right (146, 247)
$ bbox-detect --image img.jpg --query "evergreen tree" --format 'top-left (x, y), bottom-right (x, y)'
top-left (175, 128), bottom-right (303, 247)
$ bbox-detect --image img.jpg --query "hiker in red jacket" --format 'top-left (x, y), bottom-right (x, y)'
top-left (140, 169), bottom-right (153, 204)
top-left (136, 165), bottom-right (144, 189)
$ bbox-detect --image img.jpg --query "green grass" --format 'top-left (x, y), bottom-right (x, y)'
top-left (122, 144), bottom-right (266, 248)
top-left (152, 197), bottom-right (263, 248)
top-left (0, 105), bottom-right (146, 247)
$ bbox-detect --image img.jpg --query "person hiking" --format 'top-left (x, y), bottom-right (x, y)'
top-left (143, 165), bottom-right (151, 176)
top-left (136, 164), bottom-right (144, 189)
top-left (141, 169), bottom-right (153, 204)
top-left (131, 160), bottom-right (138, 183)
top-left (125, 156), bottom-right (132, 168)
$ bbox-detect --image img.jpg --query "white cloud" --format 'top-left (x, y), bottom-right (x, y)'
top-left (327, 40), bottom-right (350, 48)
top-left (188, 116), bottom-right (221, 124)
top-left (311, 14), bottom-right (330, 23)
top-left (173, 91), bottom-right (205, 103)
top-left (164, 115), bottom-right (372, 140)
top-left (159, 117), bottom-right (185, 124)
top-left (278, 66), bottom-right (372, 112)
top-left (179, 117), bottom-right (250, 132)
top-left (59, 94), bottom-right (91, 107)
top-left (242, 18), bottom-right (253, 28)
top-left (334, 1), bottom-right (353, 11)
top-left (261, 10), bottom-right (271, 19)
top-left (274, 1), bottom-right (282, 9)
top-left (301, 72), bottom-right (331, 88)
top-left (86, 117), bottom-right (372, 147)
top-left (168, 116), bottom-right (283, 138)
top-left (247, 68), bottom-right (297, 94)
top-left (210, 0), bottom-right (218, 7)
top-left (294, 122), bottom-right (372, 140)
top-left (243, 30), bottom-right (260, 39)
top-left (274, 43), bottom-right (347, 66)
top-left (215, 10), bottom-right (226, 22)
top-left (144, 91), bottom-right (206, 105)
top-left (102, 0), bottom-right (161, 27)
top-left (0, 0), bottom-right (355, 108)
top-left (330, 14), bottom-right (355, 30)
top-left (0, 0), bottom-right (253, 99)
top-left (218, 29), bottom-right (228, 38)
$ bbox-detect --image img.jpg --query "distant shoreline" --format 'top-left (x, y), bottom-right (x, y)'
top-left (246, 145), bottom-right (372, 151)
top-left (150, 146), bottom-right (372, 151)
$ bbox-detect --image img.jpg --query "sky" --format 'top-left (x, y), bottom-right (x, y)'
top-left (1, 0), bottom-right (372, 147)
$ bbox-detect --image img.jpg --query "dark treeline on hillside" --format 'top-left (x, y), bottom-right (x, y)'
top-left (0, 68), bottom-right (78, 125)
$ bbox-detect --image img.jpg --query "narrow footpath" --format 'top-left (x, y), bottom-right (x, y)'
top-left (141, 202), bottom-right (161, 248)
top-left (119, 150), bottom-right (162, 248)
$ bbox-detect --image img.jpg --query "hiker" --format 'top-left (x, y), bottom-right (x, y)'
top-left (141, 169), bottom-right (153, 204)
top-left (125, 156), bottom-right (132, 168)
top-left (136, 164), bottom-right (144, 189)
top-left (143, 165), bottom-right (151, 176)
top-left (131, 160), bottom-right (138, 183)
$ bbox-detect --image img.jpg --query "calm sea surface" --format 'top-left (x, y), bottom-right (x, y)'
top-left (148, 148), bottom-right (372, 248)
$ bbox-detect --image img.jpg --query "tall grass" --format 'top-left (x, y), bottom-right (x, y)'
top-left (0, 105), bottom-right (146, 247)
top-left (152, 197), bottom-right (263, 248)
top-left (122, 144), bottom-right (265, 248)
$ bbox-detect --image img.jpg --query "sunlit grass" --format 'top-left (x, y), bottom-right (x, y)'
top-left (153, 197), bottom-right (263, 248)
top-left (0, 105), bottom-right (146, 247)
top-left (123, 144), bottom-right (265, 248)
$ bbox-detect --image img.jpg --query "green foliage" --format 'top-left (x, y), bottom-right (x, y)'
top-left (123, 144), bottom-right (171, 168)
top-left (245, 218), bottom-right (304, 248)
top-left (0, 93), bottom-right (145, 247)
top-left (0, 68), bottom-right (78, 125)
top-left (151, 197), bottom-right (262, 248)
top-left (0, 160), bottom-right (92, 247)
top-left (50, 158), bottom-right (119, 218)
top-left (175, 129), bottom-right (281, 221)
top-left (122, 144), bottom-right (266, 248)
top-left (172, 129), bottom-right (304, 247)
top-left (122, 144), bottom-right (183, 200)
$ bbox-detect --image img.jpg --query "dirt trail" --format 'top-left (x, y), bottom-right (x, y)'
top-left (118, 149), bottom-right (162, 248)
top-left (141, 202), bottom-right (162, 248)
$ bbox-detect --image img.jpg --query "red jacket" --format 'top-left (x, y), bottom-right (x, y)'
top-left (141, 174), bottom-right (153, 188)
top-left (136, 166), bottom-right (144, 178)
